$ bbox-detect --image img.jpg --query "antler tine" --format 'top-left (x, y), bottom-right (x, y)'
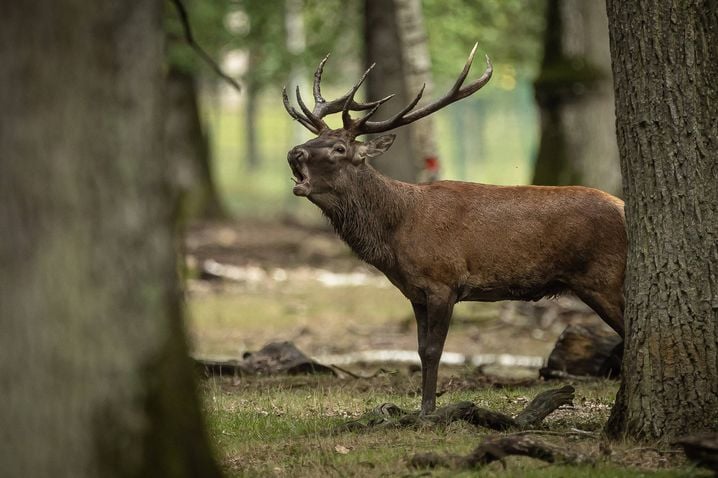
top-left (283, 86), bottom-right (321, 134)
top-left (312, 63), bottom-right (381, 119)
top-left (295, 86), bottom-right (326, 131)
top-left (352, 94), bottom-right (396, 130)
top-left (449, 42), bottom-right (478, 94)
top-left (283, 55), bottom-right (395, 134)
top-left (393, 84), bottom-right (426, 120)
top-left (313, 53), bottom-right (330, 104)
top-left (340, 63), bottom-right (375, 127)
top-left (356, 43), bottom-right (493, 136)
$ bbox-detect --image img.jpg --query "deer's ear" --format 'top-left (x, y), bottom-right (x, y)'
top-left (354, 135), bottom-right (395, 164)
top-left (364, 134), bottom-right (396, 157)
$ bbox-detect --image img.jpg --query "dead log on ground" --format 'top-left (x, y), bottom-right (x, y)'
top-left (195, 341), bottom-right (335, 377)
top-left (540, 324), bottom-right (622, 379)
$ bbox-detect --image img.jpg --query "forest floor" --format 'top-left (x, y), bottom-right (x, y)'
top-left (185, 219), bottom-right (702, 478)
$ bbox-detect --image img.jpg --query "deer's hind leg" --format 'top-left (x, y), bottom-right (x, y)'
top-left (571, 275), bottom-right (625, 338)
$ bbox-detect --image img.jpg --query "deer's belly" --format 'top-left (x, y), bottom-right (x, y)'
top-left (458, 281), bottom-right (566, 303)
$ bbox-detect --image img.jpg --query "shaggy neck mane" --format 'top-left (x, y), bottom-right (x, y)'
top-left (312, 166), bottom-right (412, 269)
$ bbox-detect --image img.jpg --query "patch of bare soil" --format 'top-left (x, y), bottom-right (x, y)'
top-left (185, 218), bottom-right (369, 272)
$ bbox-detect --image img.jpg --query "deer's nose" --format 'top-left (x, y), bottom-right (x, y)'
top-left (288, 147), bottom-right (308, 163)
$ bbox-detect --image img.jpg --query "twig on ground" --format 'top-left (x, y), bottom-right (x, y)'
top-left (329, 364), bottom-right (395, 379)
top-left (513, 429), bottom-right (598, 438)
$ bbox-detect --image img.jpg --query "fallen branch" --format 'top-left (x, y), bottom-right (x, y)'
top-left (328, 364), bottom-right (396, 379)
top-left (410, 434), bottom-right (593, 469)
top-left (513, 428), bottom-right (597, 438)
top-left (514, 385), bottom-right (575, 428)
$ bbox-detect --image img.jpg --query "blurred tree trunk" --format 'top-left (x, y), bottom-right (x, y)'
top-left (243, 53), bottom-right (261, 171)
top-left (364, 0), bottom-right (420, 182)
top-left (166, 65), bottom-right (225, 219)
top-left (0, 2), bottom-right (222, 477)
top-left (394, 0), bottom-right (438, 182)
top-left (532, 0), bottom-right (621, 196)
top-left (604, 0), bottom-right (718, 441)
top-left (285, 0), bottom-right (307, 147)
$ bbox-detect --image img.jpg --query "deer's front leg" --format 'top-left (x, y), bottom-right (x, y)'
top-left (412, 290), bottom-right (455, 415)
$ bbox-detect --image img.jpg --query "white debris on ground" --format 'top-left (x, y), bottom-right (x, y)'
top-left (314, 349), bottom-right (545, 369)
top-left (188, 258), bottom-right (391, 293)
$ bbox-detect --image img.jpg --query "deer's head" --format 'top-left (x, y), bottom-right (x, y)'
top-left (284, 44), bottom-right (493, 197)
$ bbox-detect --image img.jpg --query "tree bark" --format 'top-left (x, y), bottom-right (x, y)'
top-left (364, 0), bottom-right (420, 182)
top-left (0, 2), bottom-right (222, 476)
top-left (394, 0), bottom-right (439, 182)
top-left (243, 68), bottom-right (261, 171)
top-left (605, 0), bottom-right (718, 441)
top-left (533, 0), bottom-right (621, 196)
top-left (166, 65), bottom-right (225, 219)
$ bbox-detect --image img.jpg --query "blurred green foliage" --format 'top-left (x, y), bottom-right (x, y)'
top-left (165, 0), bottom-right (548, 220)
top-left (166, 0), bottom-right (363, 90)
top-left (423, 0), bottom-right (546, 84)
top-left (165, 0), bottom-right (546, 87)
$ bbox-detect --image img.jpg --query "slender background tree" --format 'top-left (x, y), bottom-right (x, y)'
top-left (166, 0), bottom-right (233, 220)
top-left (533, 0), bottom-right (620, 196)
top-left (605, 0), bottom-right (718, 440)
top-left (364, 0), bottom-right (422, 182)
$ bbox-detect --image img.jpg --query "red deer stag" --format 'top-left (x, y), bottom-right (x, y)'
top-left (283, 44), bottom-right (626, 414)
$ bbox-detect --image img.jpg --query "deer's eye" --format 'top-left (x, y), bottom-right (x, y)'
top-left (333, 145), bottom-right (346, 154)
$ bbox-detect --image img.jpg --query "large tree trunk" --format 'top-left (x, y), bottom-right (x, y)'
top-left (0, 2), bottom-right (222, 476)
top-left (533, 0), bottom-right (621, 196)
top-left (364, 0), bottom-right (420, 182)
top-left (166, 65), bottom-right (225, 219)
top-left (605, 0), bottom-right (718, 441)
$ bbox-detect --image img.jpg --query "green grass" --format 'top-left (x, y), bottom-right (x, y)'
top-left (187, 282), bottom-right (411, 357)
top-left (200, 376), bottom-right (699, 477)
top-left (189, 273), bottom-right (699, 476)
top-left (188, 278), bottom-right (699, 476)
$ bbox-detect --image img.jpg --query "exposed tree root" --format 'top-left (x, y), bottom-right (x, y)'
top-left (676, 433), bottom-right (718, 475)
top-left (335, 385), bottom-right (575, 433)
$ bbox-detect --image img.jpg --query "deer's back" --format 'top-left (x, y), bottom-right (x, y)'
top-left (389, 181), bottom-right (626, 301)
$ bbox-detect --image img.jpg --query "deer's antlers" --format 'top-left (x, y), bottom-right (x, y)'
top-left (282, 43), bottom-right (493, 137)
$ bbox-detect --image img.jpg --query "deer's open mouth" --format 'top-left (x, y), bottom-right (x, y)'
top-left (290, 162), bottom-right (311, 196)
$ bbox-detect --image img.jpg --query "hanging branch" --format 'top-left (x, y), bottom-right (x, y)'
top-left (170, 0), bottom-right (242, 92)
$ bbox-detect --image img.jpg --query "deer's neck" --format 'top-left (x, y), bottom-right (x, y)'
top-left (311, 166), bottom-right (413, 270)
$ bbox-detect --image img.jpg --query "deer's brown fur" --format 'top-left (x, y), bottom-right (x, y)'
top-left (285, 48), bottom-right (626, 414)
